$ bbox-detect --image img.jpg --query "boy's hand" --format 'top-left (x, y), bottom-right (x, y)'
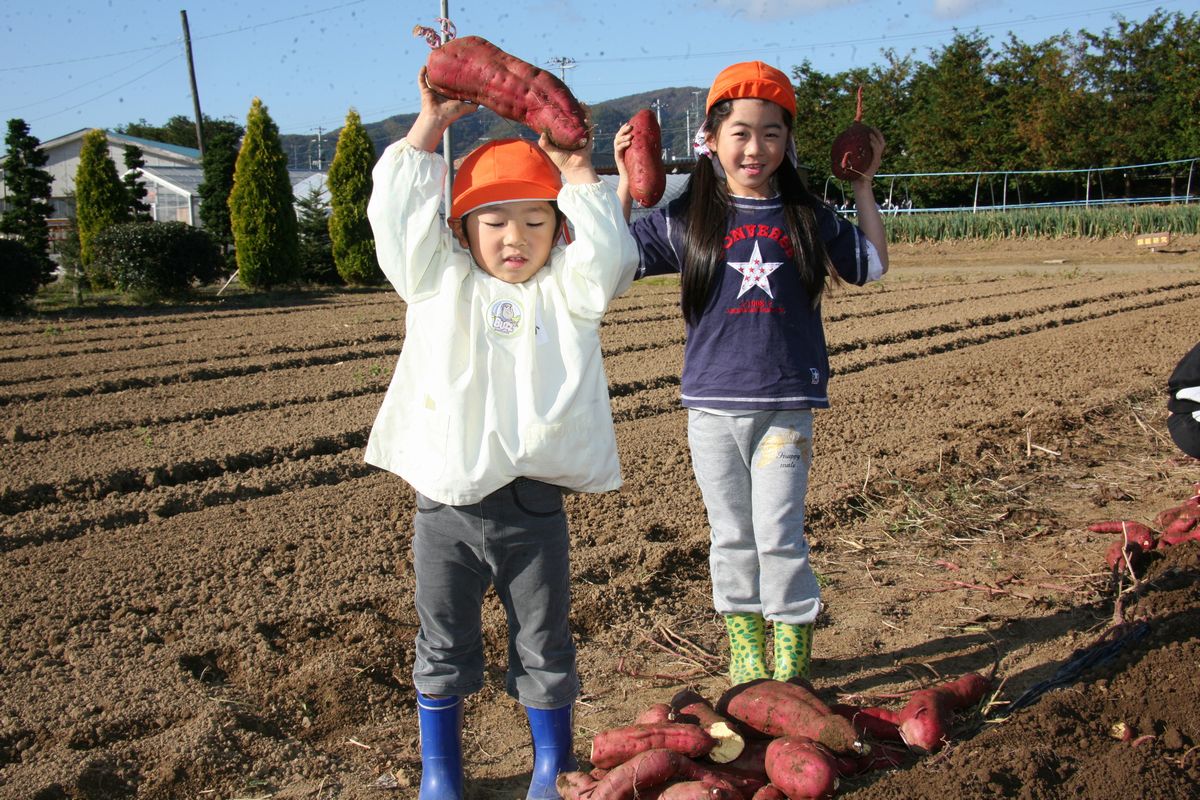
top-left (406, 66), bottom-right (477, 152)
top-left (540, 124), bottom-right (597, 185)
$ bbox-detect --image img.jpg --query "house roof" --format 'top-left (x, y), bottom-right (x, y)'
top-left (138, 165), bottom-right (326, 200)
top-left (36, 128), bottom-right (202, 163)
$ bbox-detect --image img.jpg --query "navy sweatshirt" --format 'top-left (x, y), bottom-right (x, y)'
top-left (630, 193), bottom-right (872, 411)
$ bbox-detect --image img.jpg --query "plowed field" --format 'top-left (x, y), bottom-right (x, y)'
top-left (2, 237), bottom-right (1199, 799)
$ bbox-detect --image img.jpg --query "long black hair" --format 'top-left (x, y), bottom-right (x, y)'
top-left (679, 99), bottom-right (838, 326)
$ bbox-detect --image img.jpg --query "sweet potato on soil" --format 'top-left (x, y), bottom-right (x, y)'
top-left (822, 740), bottom-right (910, 777)
top-left (896, 671), bottom-right (992, 753)
top-left (647, 778), bottom-right (742, 800)
top-left (557, 769), bottom-right (600, 800)
top-left (717, 679), bottom-right (865, 754)
top-left (1088, 520), bottom-right (1157, 546)
top-left (829, 703), bottom-right (903, 742)
top-left (590, 722), bottom-right (718, 769)
top-left (670, 689), bottom-right (745, 763)
top-left (750, 787), bottom-right (788, 800)
top-left (764, 736), bottom-right (840, 800)
top-left (675, 758), bottom-right (767, 798)
top-left (623, 108), bottom-right (666, 207)
top-left (711, 737), bottom-right (769, 780)
top-left (637, 702), bottom-right (676, 725)
top-left (579, 748), bottom-right (685, 800)
top-left (416, 33), bottom-right (589, 149)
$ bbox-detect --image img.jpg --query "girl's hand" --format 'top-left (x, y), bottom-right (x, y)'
top-left (613, 123), bottom-right (633, 180)
top-left (406, 66), bottom-right (476, 151)
top-left (540, 125), bottom-right (597, 185)
top-left (612, 122), bottom-right (634, 222)
top-left (851, 127), bottom-right (887, 186)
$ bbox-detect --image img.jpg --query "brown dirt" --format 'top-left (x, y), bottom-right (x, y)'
top-left (2, 235), bottom-right (1199, 799)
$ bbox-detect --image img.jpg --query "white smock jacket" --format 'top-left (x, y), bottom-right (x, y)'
top-left (365, 139), bottom-right (639, 506)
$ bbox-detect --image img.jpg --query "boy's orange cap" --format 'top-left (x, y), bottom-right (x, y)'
top-left (705, 61), bottom-right (796, 117)
top-left (450, 138), bottom-right (562, 220)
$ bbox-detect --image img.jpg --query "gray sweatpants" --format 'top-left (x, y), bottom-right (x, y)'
top-left (411, 478), bottom-right (579, 709)
top-left (687, 408), bottom-right (821, 625)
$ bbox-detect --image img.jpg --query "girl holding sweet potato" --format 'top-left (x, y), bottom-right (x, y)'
top-left (614, 61), bottom-right (888, 686)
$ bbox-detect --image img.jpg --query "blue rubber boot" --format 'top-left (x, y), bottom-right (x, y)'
top-left (524, 703), bottom-right (578, 800)
top-left (417, 693), bottom-right (464, 800)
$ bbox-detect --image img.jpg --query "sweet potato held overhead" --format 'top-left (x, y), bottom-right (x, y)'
top-left (414, 29), bottom-right (590, 150)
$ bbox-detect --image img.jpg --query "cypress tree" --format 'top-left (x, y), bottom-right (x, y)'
top-left (227, 98), bottom-right (300, 290)
top-left (122, 144), bottom-right (152, 221)
top-left (327, 108), bottom-right (380, 285)
top-left (1, 118), bottom-right (56, 284)
top-left (75, 129), bottom-right (131, 272)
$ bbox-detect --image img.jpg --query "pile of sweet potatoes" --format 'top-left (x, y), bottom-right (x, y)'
top-left (557, 672), bottom-right (992, 799)
top-left (1092, 484), bottom-right (1200, 574)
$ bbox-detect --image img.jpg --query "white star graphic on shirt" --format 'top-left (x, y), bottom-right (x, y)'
top-left (727, 240), bottom-right (784, 298)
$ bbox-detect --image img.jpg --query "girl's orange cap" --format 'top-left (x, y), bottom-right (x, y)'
top-left (705, 61), bottom-right (796, 117)
top-left (450, 138), bottom-right (562, 220)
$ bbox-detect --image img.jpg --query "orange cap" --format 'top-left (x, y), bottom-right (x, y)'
top-left (705, 61), bottom-right (796, 117)
top-left (450, 138), bottom-right (562, 220)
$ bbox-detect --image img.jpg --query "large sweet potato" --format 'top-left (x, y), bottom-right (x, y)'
top-left (583, 748), bottom-right (684, 800)
top-left (418, 33), bottom-right (589, 149)
top-left (716, 679), bottom-right (865, 754)
top-left (623, 108), bottom-right (666, 207)
top-left (590, 722), bottom-right (718, 769)
top-left (764, 737), bottom-right (840, 800)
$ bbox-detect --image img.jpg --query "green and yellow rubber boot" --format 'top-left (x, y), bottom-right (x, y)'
top-left (772, 621), bottom-right (814, 682)
top-left (724, 613), bottom-right (769, 686)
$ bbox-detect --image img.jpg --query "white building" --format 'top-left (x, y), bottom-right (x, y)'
top-left (0, 128), bottom-right (326, 240)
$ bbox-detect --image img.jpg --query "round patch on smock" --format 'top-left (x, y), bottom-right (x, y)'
top-left (487, 298), bottom-right (523, 336)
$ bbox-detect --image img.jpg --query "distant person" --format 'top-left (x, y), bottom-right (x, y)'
top-left (1168, 341), bottom-right (1200, 459)
top-left (366, 67), bottom-right (637, 799)
top-left (612, 61), bottom-right (888, 685)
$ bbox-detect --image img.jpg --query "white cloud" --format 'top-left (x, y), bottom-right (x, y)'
top-left (931, 0), bottom-right (987, 19)
top-left (692, 0), bottom-right (860, 21)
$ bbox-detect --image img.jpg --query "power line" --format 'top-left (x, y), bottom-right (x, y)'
top-left (29, 54), bottom-right (183, 124)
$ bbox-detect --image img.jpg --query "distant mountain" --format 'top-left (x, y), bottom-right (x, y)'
top-left (282, 86), bottom-right (707, 172)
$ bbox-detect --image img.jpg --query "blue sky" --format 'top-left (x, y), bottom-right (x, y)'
top-left (0, 0), bottom-right (1187, 143)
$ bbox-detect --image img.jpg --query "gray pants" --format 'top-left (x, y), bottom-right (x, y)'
top-left (411, 478), bottom-right (579, 709)
top-left (688, 408), bottom-right (821, 625)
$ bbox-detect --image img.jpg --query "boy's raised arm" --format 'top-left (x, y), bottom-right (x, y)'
top-left (406, 66), bottom-right (477, 152)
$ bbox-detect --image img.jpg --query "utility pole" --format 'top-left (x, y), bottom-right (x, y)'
top-left (313, 126), bottom-right (324, 170)
top-left (180, 10), bottom-right (205, 158)
top-left (547, 56), bottom-right (577, 84)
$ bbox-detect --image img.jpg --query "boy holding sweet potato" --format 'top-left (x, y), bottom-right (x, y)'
top-left (365, 67), bottom-right (638, 799)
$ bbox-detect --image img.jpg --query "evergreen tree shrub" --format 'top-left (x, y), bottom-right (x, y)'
top-left (122, 144), bottom-right (152, 221)
top-left (75, 129), bottom-right (131, 282)
top-left (1, 118), bottom-right (56, 285)
top-left (327, 109), bottom-right (380, 285)
top-left (227, 98), bottom-right (300, 290)
top-left (296, 185), bottom-right (339, 285)
top-left (0, 238), bottom-right (44, 314)
top-left (90, 222), bottom-right (221, 301)
top-left (198, 127), bottom-right (242, 271)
